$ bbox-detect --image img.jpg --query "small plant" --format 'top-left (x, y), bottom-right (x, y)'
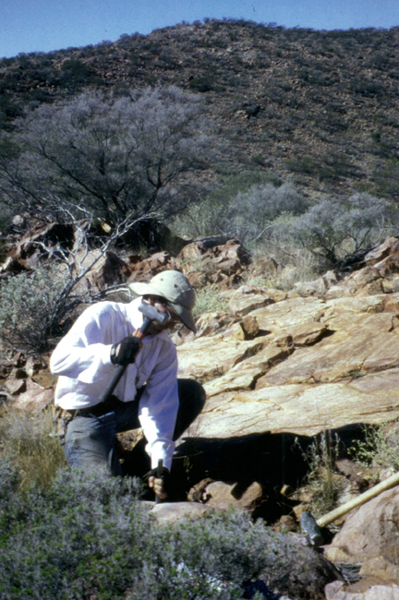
top-left (275, 252), bottom-right (320, 292)
top-left (193, 285), bottom-right (230, 317)
top-left (350, 419), bottom-right (399, 472)
top-left (241, 271), bottom-right (274, 289)
top-left (302, 432), bottom-right (345, 517)
top-left (249, 239), bottom-right (321, 291)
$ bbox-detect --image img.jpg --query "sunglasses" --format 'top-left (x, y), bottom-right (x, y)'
top-left (143, 295), bottom-right (169, 306)
top-left (142, 295), bottom-right (179, 323)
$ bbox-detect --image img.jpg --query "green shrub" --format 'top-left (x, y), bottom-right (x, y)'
top-left (128, 510), bottom-right (269, 600)
top-left (0, 463), bottom-right (275, 600)
top-left (217, 182), bottom-right (308, 245)
top-left (276, 193), bottom-right (394, 268)
top-left (170, 171), bottom-right (283, 240)
top-left (0, 457), bottom-right (340, 599)
top-left (0, 466), bottom-right (147, 600)
top-left (0, 264), bottom-right (66, 354)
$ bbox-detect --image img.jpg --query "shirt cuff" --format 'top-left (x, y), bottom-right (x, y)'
top-left (149, 440), bottom-right (175, 472)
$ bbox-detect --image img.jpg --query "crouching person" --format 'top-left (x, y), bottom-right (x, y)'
top-left (50, 270), bottom-right (205, 502)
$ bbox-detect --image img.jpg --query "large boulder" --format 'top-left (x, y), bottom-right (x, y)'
top-left (324, 486), bottom-right (399, 579)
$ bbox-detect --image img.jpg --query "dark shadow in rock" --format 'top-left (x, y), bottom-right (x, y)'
top-left (121, 423), bottom-right (368, 520)
top-left (256, 329), bottom-right (272, 337)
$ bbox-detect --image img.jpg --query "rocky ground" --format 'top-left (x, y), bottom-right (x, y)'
top-left (2, 229), bottom-right (399, 599)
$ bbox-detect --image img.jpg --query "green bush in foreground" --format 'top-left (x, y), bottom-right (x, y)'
top-left (0, 464), bottom-right (147, 600)
top-left (0, 462), bottom-right (277, 600)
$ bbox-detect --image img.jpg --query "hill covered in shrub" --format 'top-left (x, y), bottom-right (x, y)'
top-left (1, 19), bottom-right (399, 201)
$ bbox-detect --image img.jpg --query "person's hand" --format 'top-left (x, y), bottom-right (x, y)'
top-left (146, 465), bottom-right (170, 501)
top-left (111, 336), bottom-right (142, 366)
top-left (148, 475), bottom-right (168, 500)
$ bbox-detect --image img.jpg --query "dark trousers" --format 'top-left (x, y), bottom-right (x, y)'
top-left (64, 379), bottom-right (205, 476)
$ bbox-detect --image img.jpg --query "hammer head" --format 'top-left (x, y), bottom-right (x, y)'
top-left (138, 302), bottom-right (169, 327)
top-left (300, 511), bottom-right (324, 547)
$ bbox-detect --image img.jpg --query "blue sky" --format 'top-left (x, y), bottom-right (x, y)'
top-left (1, 0), bottom-right (399, 59)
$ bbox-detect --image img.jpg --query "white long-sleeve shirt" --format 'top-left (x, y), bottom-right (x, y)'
top-left (50, 297), bottom-right (179, 470)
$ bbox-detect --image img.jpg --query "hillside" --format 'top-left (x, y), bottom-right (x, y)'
top-left (1, 19), bottom-right (399, 201)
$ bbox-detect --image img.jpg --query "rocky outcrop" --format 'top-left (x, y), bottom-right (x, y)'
top-left (174, 238), bottom-right (251, 289)
top-left (0, 221), bottom-right (76, 275)
top-left (173, 237), bottom-right (399, 597)
top-left (177, 239), bottom-right (399, 439)
top-left (0, 220), bottom-right (252, 295)
top-left (126, 237), bottom-right (253, 289)
top-left (4, 236), bottom-right (399, 599)
top-left (0, 353), bottom-right (56, 410)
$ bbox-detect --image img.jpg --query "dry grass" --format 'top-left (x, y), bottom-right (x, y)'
top-left (192, 285), bottom-right (230, 318)
top-left (0, 408), bottom-right (67, 490)
top-left (351, 419), bottom-right (399, 472)
top-left (301, 432), bottom-right (346, 518)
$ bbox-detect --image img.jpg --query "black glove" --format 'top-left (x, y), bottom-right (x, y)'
top-left (145, 465), bottom-right (170, 481)
top-left (111, 336), bottom-right (141, 366)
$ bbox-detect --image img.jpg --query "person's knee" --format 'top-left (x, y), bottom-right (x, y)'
top-left (178, 378), bottom-right (206, 412)
top-left (173, 379), bottom-right (206, 440)
top-left (191, 379), bottom-right (206, 408)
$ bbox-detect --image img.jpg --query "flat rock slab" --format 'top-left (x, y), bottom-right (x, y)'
top-left (259, 328), bottom-right (399, 386)
top-left (325, 580), bottom-right (399, 600)
top-left (192, 370), bottom-right (399, 438)
top-left (177, 335), bottom-right (265, 382)
top-left (150, 501), bottom-right (214, 524)
top-left (178, 282), bottom-right (399, 440)
top-left (250, 296), bottom-right (326, 332)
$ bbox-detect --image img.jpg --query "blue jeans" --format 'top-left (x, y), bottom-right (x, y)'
top-left (64, 379), bottom-right (205, 476)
